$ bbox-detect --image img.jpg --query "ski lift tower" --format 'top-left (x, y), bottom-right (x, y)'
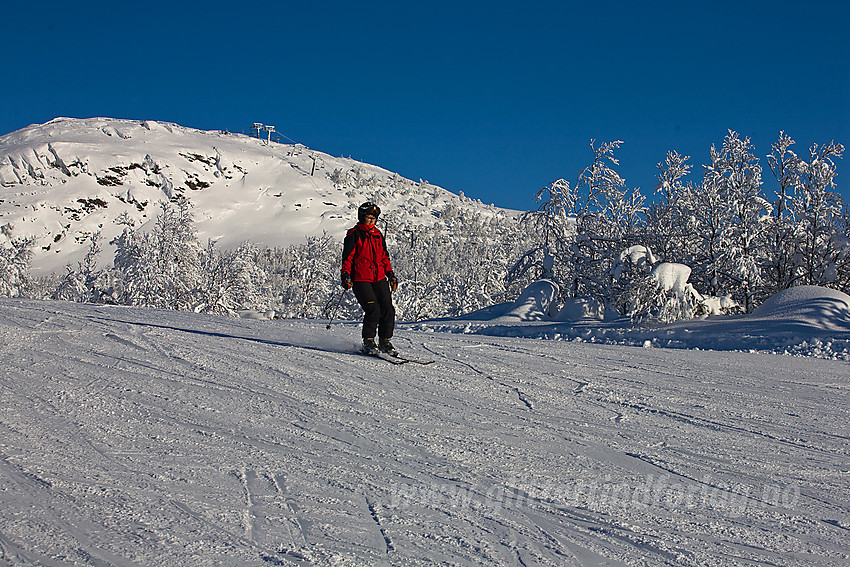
top-left (252, 123), bottom-right (263, 138)
top-left (262, 125), bottom-right (276, 144)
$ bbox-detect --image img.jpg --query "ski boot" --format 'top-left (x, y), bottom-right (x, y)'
top-left (379, 337), bottom-right (399, 357)
top-left (362, 337), bottom-right (380, 355)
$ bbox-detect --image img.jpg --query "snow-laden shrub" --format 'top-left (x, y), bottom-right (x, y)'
top-left (611, 245), bottom-right (656, 281)
top-left (624, 262), bottom-right (704, 323)
top-left (0, 234), bottom-right (34, 298)
top-left (391, 207), bottom-right (528, 320)
top-left (698, 294), bottom-right (740, 316)
top-left (195, 241), bottom-right (271, 316)
top-left (52, 232), bottom-right (116, 303)
top-left (112, 198), bottom-right (201, 310)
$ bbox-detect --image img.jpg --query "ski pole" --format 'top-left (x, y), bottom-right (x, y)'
top-left (325, 288), bottom-right (349, 330)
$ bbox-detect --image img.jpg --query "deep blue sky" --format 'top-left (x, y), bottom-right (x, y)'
top-left (2, 1), bottom-right (848, 211)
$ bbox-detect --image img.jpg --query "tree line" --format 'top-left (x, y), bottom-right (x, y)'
top-left (1, 197), bottom-right (530, 322)
top-left (515, 131), bottom-right (847, 321)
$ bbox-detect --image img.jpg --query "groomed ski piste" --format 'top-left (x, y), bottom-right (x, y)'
top-left (1, 285), bottom-right (849, 566)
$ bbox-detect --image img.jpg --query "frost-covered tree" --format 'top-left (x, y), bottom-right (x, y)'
top-left (649, 132), bottom-right (847, 312)
top-left (263, 233), bottom-right (339, 319)
top-left (112, 198), bottom-right (201, 310)
top-left (788, 140), bottom-right (846, 287)
top-left (768, 132), bottom-right (803, 221)
top-left (195, 241), bottom-right (271, 315)
top-left (764, 132), bottom-right (806, 295)
top-left (53, 232), bottom-right (115, 303)
top-left (763, 135), bottom-right (847, 293)
top-left (569, 140), bottom-right (646, 311)
top-left (701, 131), bottom-right (771, 312)
top-left (645, 151), bottom-right (697, 266)
top-left (389, 221), bottom-right (447, 321)
top-left (390, 208), bottom-right (526, 320)
top-left (661, 132), bottom-right (768, 311)
top-left (516, 141), bottom-right (645, 312)
top-left (0, 231), bottom-right (34, 298)
top-left (511, 178), bottom-right (574, 285)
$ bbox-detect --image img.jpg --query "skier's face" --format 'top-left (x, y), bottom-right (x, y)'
top-left (364, 215), bottom-right (377, 227)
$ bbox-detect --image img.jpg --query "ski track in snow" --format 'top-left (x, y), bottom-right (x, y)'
top-left (0, 299), bottom-right (848, 566)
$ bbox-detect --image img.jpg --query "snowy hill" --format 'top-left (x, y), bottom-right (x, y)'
top-left (0, 118), bottom-right (512, 275)
top-left (1, 297), bottom-right (849, 566)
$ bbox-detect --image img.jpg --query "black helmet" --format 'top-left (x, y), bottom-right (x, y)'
top-left (357, 202), bottom-right (381, 223)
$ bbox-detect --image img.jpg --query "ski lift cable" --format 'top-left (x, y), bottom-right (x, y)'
top-left (246, 122), bottom-right (300, 146)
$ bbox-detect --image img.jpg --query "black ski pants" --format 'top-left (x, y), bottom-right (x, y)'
top-left (352, 279), bottom-right (395, 340)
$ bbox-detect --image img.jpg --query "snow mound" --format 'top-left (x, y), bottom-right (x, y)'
top-left (751, 285), bottom-right (850, 331)
top-left (456, 280), bottom-right (559, 322)
top-left (496, 280), bottom-right (559, 321)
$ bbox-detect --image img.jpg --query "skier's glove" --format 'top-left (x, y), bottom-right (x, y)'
top-left (341, 273), bottom-right (353, 290)
top-left (387, 271), bottom-right (398, 292)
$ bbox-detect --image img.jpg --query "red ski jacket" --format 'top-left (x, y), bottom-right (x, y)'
top-left (341, 223), bottom-right (393, 283)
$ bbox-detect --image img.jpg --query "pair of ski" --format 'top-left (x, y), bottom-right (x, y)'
top-left (360, 346), bottom-right (434, 365)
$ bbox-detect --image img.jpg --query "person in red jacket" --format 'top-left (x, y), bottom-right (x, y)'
top-left (341, 202), bottom-right (399, 356)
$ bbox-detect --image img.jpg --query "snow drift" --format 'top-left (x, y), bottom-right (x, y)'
top-left (424, 285), bottom-right (850, 360)
top-left (751, 285), bottom-right (850, 330)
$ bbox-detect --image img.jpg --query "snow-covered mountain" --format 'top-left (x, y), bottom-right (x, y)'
top-left (1, 293), bottom-right (849, 565)
top-left (0, 117), bottom-right (513, 275)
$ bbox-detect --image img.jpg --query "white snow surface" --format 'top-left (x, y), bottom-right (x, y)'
top-left (0, 117), bottom-right (512, 275)
top-left (1, 295), bottom-right (849, 566)
top-left (439, 285), bottom-right (850, 361)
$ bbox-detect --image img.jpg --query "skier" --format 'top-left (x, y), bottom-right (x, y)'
top-left (341, 202), bottom-right (399, 356)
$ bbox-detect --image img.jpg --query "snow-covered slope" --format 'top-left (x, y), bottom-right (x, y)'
top-left (0, 118), bottom-right (511, 275)
top-left (0, 298), bottom-right (848, 566)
